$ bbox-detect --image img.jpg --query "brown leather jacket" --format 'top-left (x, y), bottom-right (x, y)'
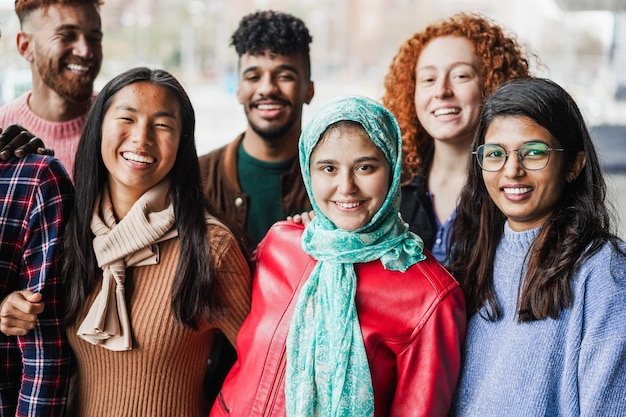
top-left (198, 133), bottom-right (310, 231)
top-left (210, 221), bottom-right (467, 417)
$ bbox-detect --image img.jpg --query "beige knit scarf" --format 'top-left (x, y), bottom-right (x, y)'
top-left (76, 180), bottom-right (177, 351)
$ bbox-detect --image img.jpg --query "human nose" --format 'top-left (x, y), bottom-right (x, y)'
top-left (501, 150), bottom-right (524, 177)
top-left (73, 35), bottom-right (94, 59)
top-left (434, 77), bottom-right (452, 98)
top-left (257, 73), bottom-right (277, 96)
top-left (337, 171), bottom-right (357, 195)
top-left (131, 123), bottom-right (153, 147)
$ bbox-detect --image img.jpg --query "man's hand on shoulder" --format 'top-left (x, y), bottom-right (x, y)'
top-left (287, 210), bottom-right (316, 226)
top-left (0, 124), bottom-right (54, 160)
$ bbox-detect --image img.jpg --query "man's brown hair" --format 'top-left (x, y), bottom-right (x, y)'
top-left (15, 0), bottom-right (103, 24)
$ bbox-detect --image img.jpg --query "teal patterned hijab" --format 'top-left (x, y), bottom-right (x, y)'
top-left (285, 96), bottom-right (426, 416)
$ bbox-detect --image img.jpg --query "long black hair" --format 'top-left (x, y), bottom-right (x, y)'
top-left (449, 77), bottom-right (620, 322)
top-left (63, 67), bottom-right (236, 328)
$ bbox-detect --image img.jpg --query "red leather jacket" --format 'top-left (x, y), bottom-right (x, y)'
top-left (210, 221), bottom-right (466, 417)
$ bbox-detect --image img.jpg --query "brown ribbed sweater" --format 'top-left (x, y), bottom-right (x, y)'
top-left (67, 224), bottom-right (251, 417)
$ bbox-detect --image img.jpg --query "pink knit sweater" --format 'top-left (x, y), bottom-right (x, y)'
top-left (0, 92), bottom-right (93, 180)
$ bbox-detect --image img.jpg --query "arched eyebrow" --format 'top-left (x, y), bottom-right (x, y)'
top-left (417, 61), bottom-right (478, 73)
top-left (241, 64), bottom-right (300, 76)
top-left (54, 23), bottom-right (103, 38)
top-left (355, 156), bottom-right (382, 163)
top-left (313, 158), bottom-right (337, 165)
top-left (113, 105), bottom-right (178, 120)
top-left (314, 155), bottom-right (382, 165)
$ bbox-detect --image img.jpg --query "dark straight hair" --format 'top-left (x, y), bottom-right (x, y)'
top-left (449, 77), bottom-right (620, 322)
top-left (63, 67), bottom-right (230, 328)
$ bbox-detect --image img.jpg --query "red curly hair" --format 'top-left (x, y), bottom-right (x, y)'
top-left (382, 13), bottom-right (533, 182)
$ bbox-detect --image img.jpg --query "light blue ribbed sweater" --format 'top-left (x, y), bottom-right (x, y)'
top-left (450, 223), bottom-right (626, 417)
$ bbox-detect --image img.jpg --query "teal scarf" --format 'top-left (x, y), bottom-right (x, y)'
top-left (285, 96), bottom-right (426, 416)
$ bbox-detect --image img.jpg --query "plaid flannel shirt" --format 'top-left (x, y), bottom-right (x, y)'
top-left (0, 155), bottom-right (73, 417)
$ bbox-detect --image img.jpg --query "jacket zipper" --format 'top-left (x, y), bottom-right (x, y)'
top-left (217, 391), bottom-right (231, 414)
top-left (263, 346), bottom-right (287, 417)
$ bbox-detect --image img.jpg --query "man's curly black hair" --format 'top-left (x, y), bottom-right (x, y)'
top-left (231, 10), bottom-right (312, 77)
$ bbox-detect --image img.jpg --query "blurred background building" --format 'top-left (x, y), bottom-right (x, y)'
top-left (1, 0), bottom-right (624, 129)
top-left (0, 0), bottom-right (624, 235)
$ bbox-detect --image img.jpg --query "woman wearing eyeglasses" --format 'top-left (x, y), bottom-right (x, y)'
top-left (448, 77), bottom-right (626, 416)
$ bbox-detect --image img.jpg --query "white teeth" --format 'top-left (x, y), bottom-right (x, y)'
top-left (434, 108), bottom-right (460, 116)
top-left (257, 104), bottom-right (282, 110)
top-left (122, 152), bottom-right (155, 164)
top-left (335, 201), bottom-right (362, 209)
top-left (67, 64), bottom-right (89, 73)
top-left (504, 187), bottom-right (532, 195)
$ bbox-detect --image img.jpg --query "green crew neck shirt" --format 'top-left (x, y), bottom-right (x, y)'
top-left (237, 142), bottom-right (295, 247)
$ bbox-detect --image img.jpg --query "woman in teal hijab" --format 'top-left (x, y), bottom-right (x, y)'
top-left (209, 96), bottom-right (466, 417)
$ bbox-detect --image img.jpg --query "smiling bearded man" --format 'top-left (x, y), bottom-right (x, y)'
top-left (0, 0), bottom-right (103, 180)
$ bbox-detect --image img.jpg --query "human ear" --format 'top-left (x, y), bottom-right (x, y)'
top-left (305, 81), bottom-right (315, 105)
top-left (566, 151), bottom-right (586, 183)
top-left (236, 83), bottom-right (244, 105)
top-left (17, 32), bottom-right (34, 62)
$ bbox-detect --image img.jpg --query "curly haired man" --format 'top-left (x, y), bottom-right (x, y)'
top-left (199, 10), bottom-right (315, 249)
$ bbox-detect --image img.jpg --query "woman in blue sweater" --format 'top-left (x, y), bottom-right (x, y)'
top-left (448, 77), bottom-right (626, 416)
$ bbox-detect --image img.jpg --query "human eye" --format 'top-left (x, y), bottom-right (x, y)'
top-left (58, 30), bottom-right (78, 42)
top-left (484, 145), bottom-right (505, 159)
top-left (523, 142), bottom-right (549, 155)
top-left (155, 122), bottom-right (172, 129)
top-left (452, 72), bottom-right (470, 82)
top-left (113, 110), bottom-right (135, 123)
top-left (320, 165), bottom-right (336, 174)
top-left (418, 75), bottom-right (435, 85)
top-left (277, 71), bottom-right (296, 81)
top-left (242, 72), bottom-right (260, 82)
top-left (88, 33), bottom-right (103, 44)
top-left (153, 113), bottom-right (179, 130)
top-left (451, 65), bottom-right (477, 82)
top-left (356, 163), bottom-right (377, 173)
top-left (521, 143), bottom-right (549, 159)
top-left (416, 68), bottom-right (437, 84)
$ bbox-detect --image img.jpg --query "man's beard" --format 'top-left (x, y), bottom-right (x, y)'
top-left (37, 58), bottom-right (95, 103)
top-left (249, 118), bottom-right (297, 142)
top-left (246, 103), bottom-right (300, 142)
